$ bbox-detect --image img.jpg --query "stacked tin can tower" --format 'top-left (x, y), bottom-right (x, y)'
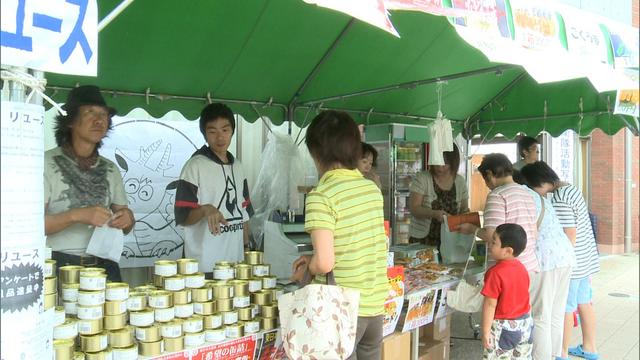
top-left (50, 251), bottom-right (282, 359)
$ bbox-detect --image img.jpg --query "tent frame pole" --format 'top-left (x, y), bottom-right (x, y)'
top-left (98, 0), bottom-right (135, 32)
top-left (286, 19), bottom-right (355, 128)
top-left (624, 129), bottom-right (633, 253)
top-left (464, 71), bottom-right (528, 135)
top-left (295, 105), bottom-right (451, 122)
top-left (46, 85), bottom-right (289, 116)
top-left (298, 64), bottom-right (517, 107)
top-left (288, 19), bottom-right (355, 108)
top-left (470, 111), bottom-right (608, 124)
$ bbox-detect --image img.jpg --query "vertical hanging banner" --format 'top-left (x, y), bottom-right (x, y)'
top-left (551, 130), bottom-right (575, 184)
top-left (1, 0), bottom-right (98, 76)
top-left (1, 101), bottom-right (49, 360)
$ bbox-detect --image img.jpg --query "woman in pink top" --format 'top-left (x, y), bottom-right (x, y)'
top-left (457, 153), bottom-right (539, 272)
top-left (458, 154), bottom-right (546, 356)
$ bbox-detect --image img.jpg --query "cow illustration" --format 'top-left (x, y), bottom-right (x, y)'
top-left (115, 139), bottom-right (183, 258)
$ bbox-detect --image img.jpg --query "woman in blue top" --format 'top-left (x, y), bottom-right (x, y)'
top-left (520, 162), bottom-right (594, 360)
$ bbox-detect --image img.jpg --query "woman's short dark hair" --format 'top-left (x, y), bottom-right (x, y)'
top-left (306, 111), bottom-right (361, 169)
top-left (520, 161), bottom-right (560, 188)
top-left (517, 136), bottom-right (539, 159)
top-left (199, 103), bottom-right (235, 136)
top-left (429, 143), bottom-right (461, 175)
top-left (495, 223), bottom-right (527, 257)
top-left (361, 142), bottom-right (378, 167)
top-left (54, 107), bottom-right (113, 148)
top-left (478, 153), bottom-right (513, 179)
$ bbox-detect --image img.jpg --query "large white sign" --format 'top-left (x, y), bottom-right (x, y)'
top-left (1, 0), bottom-right (98, 76)
top-left (1, 101), bottom-right (49, 360)
top-left (101, 117), bottom-right (204, 268)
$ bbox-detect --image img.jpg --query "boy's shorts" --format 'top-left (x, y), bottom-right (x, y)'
top-left (483, 313), bottom-right (533, 360)
top-left (566, 277), bottom-right (592, 313)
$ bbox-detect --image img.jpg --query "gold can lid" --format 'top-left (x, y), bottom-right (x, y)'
top-left (106, 282), bottom-right (128, 289)
top-left (177, 258), bottom-right (198, 263)
top-left (53, 338), bottom-right (75, 348)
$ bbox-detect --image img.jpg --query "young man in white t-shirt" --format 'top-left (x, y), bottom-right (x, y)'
top-left (174, 103), bottom-right (253, 275)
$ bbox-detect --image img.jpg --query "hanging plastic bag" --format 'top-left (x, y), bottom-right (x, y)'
top-left (440, 216), bottom-right (475, 264)
top-left (86, 225), bottom-right (124, 262)
top-left (249, 131), bottom-right (305, 249)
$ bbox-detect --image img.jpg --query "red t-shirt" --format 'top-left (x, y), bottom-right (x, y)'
top-left (481, 259), bottom-right (530, 320)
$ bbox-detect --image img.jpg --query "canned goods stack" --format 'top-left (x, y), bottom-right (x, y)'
top-left (77, 268), bottom-right (111, 359)
top-left (44, 259), bottom-right (58, 310)
top-left (102, 281), bottom-right (129, 359)
top-left (179, 259), bottom-right (206, 348)
top-left (50, 254), bottom-right (283, 359)
top-left (49, 251), bottom-right (77, 360)
top-left (59, 265), bottom-right (84, 316)
top-left (244, 251), bottom-right (280, 333)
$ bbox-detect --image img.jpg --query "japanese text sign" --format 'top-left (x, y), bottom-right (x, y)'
top-left (1, 0), bottom-right (98, 76)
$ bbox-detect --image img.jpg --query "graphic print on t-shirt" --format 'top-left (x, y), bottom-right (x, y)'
top-left (218, 174), bottom-right (244, 222)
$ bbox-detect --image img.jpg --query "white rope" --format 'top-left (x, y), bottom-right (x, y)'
top-left (1, 68), bottom-right (67, 116)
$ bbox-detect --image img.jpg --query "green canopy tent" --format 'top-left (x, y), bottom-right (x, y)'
top-left (44, 0), bottom-right (639, 138)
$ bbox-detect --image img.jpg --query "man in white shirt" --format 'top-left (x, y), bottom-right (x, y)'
top-left (174, 103), bottom-right (253, 275)
top-left (513, 136), bottom-right (539, 171)
top-left (45, 85), bottom-right (134, 281)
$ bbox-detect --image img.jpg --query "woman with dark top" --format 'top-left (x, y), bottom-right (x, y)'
top-left (408, 144), bottom-right (469, 252)
top-left (358, 142), bottom-right (382, 188)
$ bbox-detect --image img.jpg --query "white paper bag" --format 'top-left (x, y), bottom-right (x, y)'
top-left (86, 225), bottom-right (124, 262)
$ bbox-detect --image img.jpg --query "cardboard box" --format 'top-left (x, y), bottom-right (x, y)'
top-left (420, 314), bottom-right (452, 341)
top-left (382, 331), bottom-right (410, 360)
top-left (418, 339), bottom-right (450, 360)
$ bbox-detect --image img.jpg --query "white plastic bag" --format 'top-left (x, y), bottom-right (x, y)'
top-left (440, 216), bottom-right (475, 264)
top-left (86, 225), bottom-right (124, 262)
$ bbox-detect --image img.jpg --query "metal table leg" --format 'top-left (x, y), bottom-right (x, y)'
top-left (411, 328), bottom-right (420, 360)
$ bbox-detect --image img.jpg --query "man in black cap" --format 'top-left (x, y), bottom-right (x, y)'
top-left (45, 85), bottom-right (134, 281)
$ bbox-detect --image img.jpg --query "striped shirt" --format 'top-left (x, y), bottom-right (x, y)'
top-left (552, 185), bottom-right (600, 279)
top-left (483, 183), bottom-right (540, 273)
top-left (305, 169), bottom-right (389, 317)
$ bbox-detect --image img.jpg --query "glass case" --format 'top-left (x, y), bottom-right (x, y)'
top-left (365, 124), bottom-right (430, 246)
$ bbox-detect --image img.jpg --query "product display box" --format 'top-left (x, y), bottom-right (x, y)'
top-left (419, 313), bottom-right (452, 341)
top-left (381, 331), bottom-right (410, 360)
top-left (418, 338), bottom-right (450, 360)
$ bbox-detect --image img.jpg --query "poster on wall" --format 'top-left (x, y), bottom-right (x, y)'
top-left (1, 101), bottom-right (49, 360)
top-left (101, 117), bottom-right (203, 268)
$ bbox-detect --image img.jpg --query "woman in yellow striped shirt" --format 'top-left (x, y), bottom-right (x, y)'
top-left (291, 110), bottom-right (389, 360)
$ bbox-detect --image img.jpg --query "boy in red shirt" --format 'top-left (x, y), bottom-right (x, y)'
top-left (481, 223), bottom-right (534, 359)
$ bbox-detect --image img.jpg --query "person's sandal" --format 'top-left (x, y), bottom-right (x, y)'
top-left (568, 344), bottom-right (600, 360)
